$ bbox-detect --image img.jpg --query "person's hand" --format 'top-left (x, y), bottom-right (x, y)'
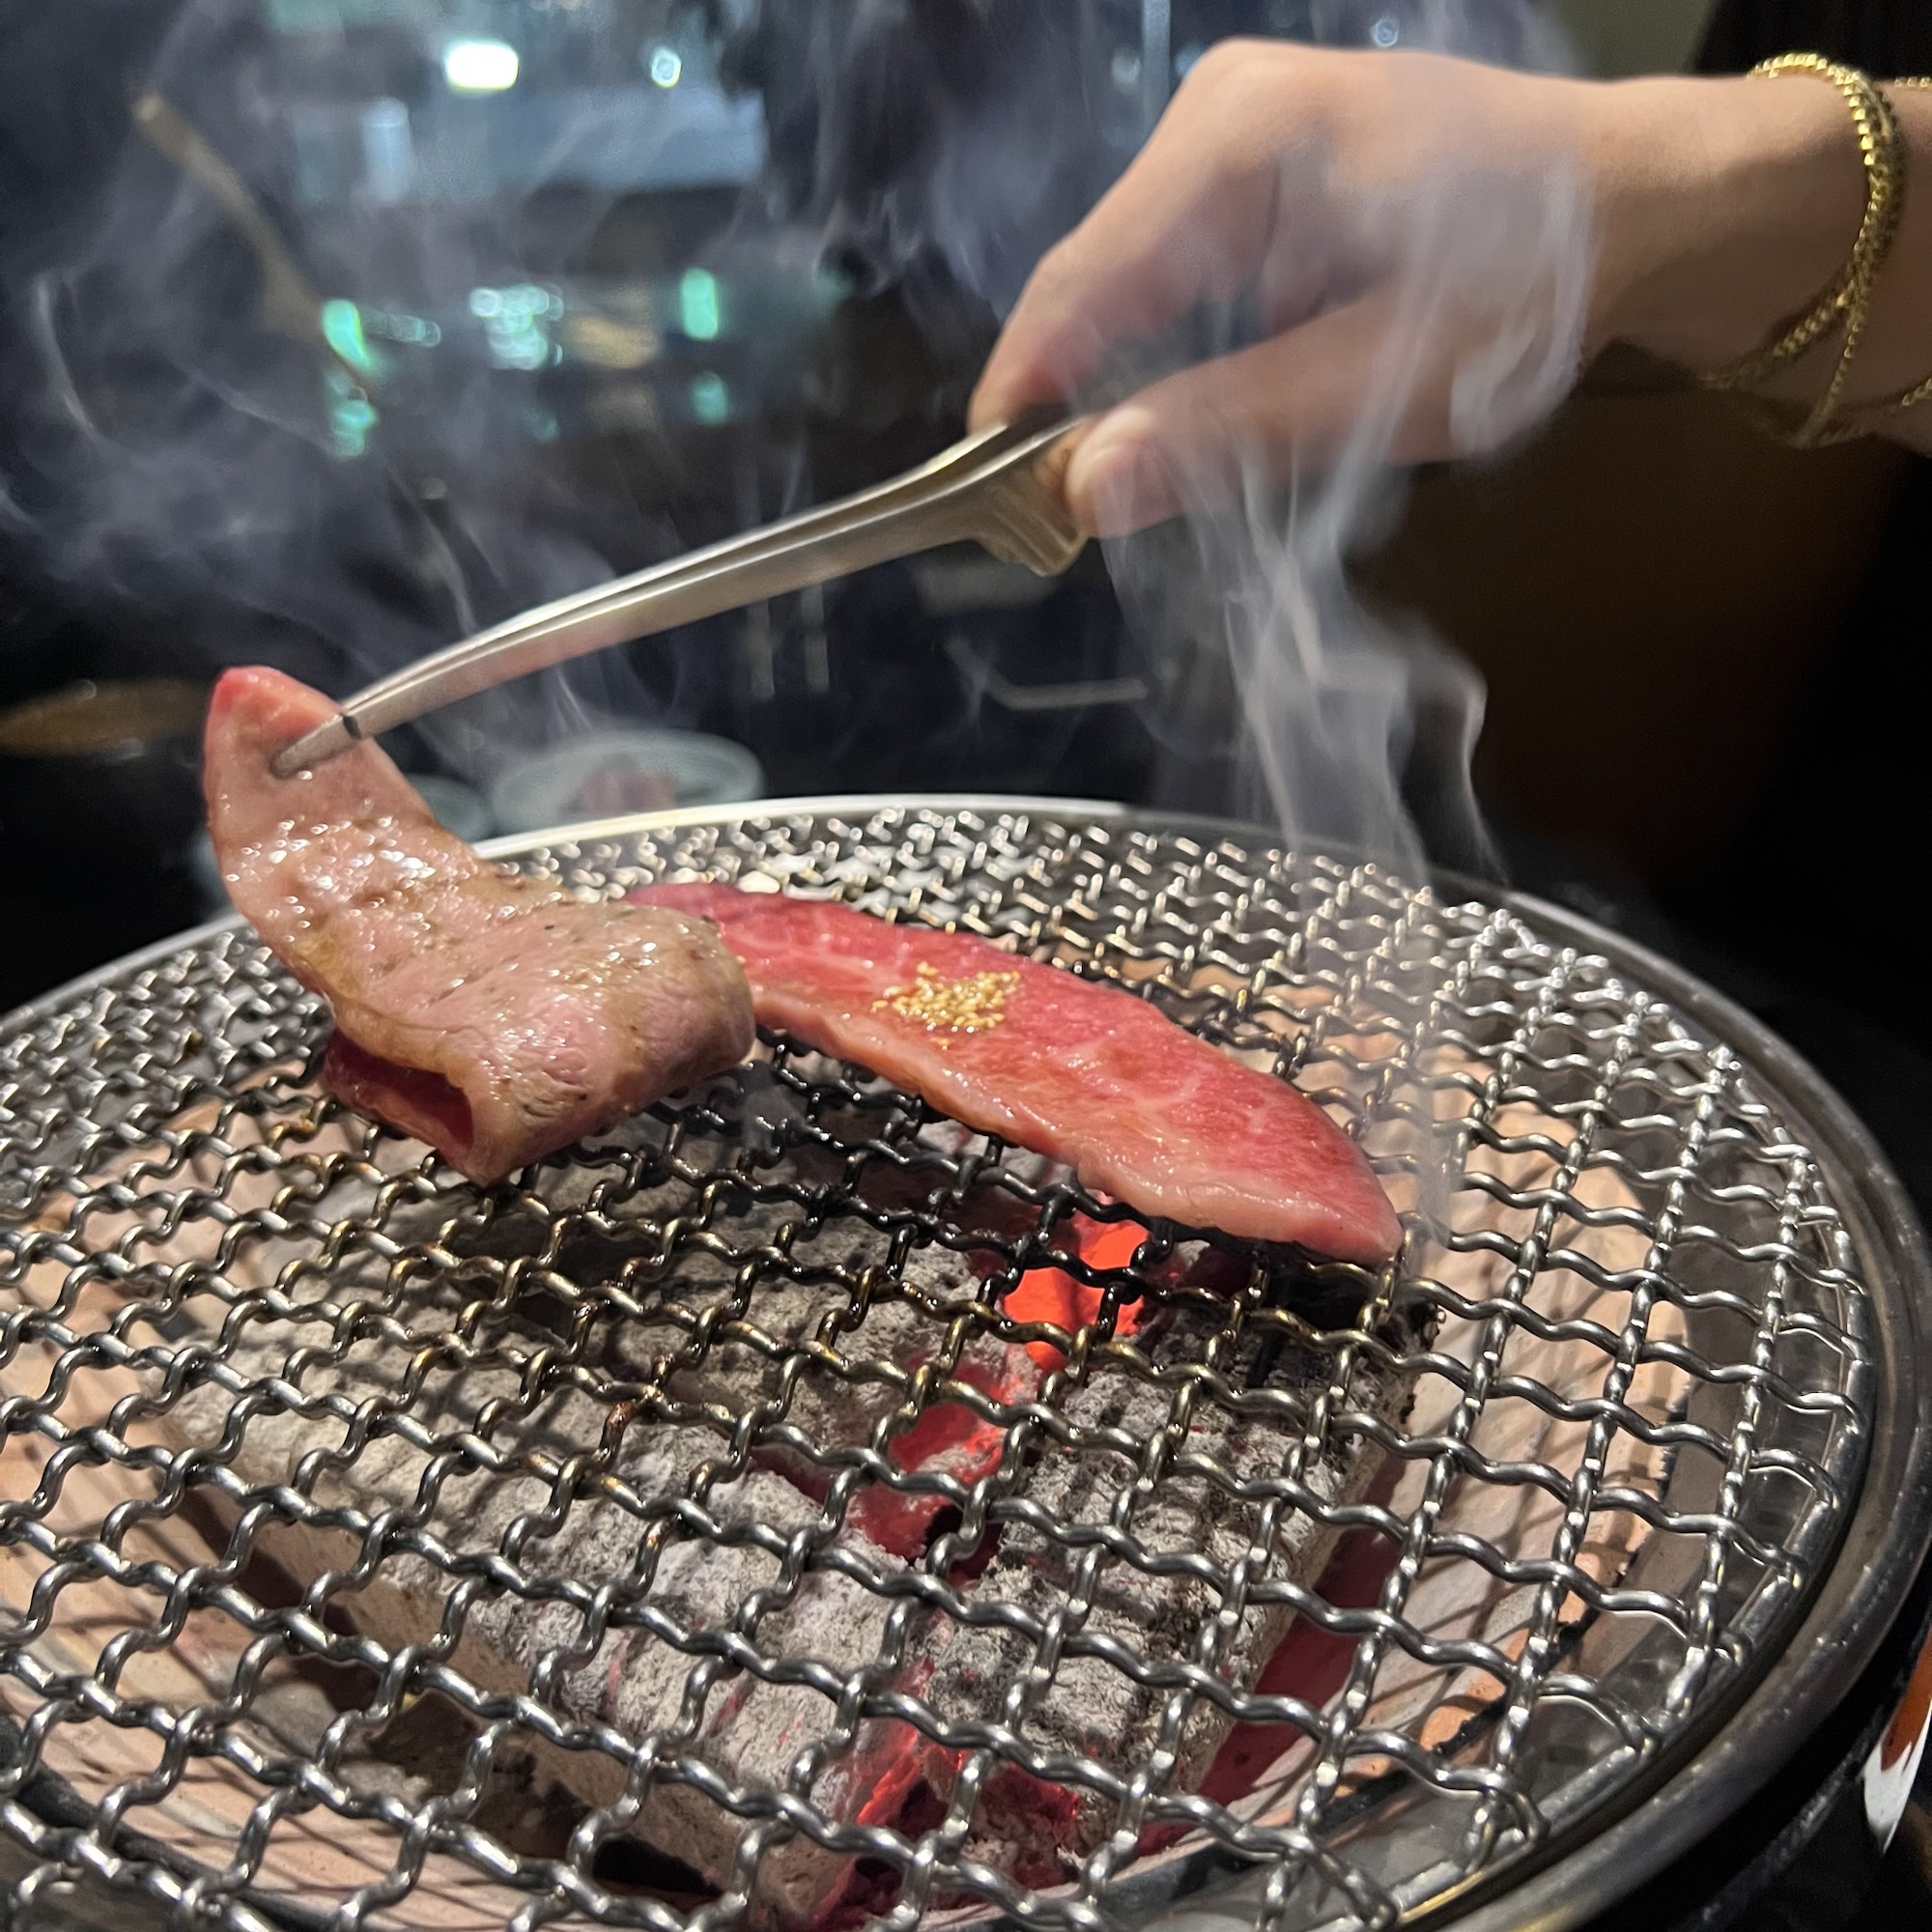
top-left (970, 42), bottom-right (1904, 534)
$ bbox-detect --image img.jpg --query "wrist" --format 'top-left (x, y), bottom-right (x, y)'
top-left (1582, 72), bottom-right (1866, 372)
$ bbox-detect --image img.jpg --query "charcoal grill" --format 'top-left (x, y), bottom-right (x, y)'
top-left (2, 798), bottom-right (1927, 1932)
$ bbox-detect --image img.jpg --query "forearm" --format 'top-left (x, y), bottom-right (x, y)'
top-left (1587, 70), bottom-right (1932, 451)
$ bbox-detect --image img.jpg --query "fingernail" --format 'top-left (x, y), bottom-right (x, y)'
top-left (1066, 417), bottom-right (1172, 537)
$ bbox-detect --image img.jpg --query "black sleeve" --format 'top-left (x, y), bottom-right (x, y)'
top-left (1699, 0), bottom-right (1932, 74)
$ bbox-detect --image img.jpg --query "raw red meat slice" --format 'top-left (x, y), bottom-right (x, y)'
top-left (204, 668), bottom-right (753, 1185)
top-left (635, 884), bottom-right (1401, 1263)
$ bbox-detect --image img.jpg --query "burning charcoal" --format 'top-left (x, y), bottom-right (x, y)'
top-left (154, 1149), bottom-right (1414, 1927)
top-left (648, 1259), bottom-right (1043, 1564)
top-left (922, 1303), bottom-right (1419, 1877)
top-left (158, 1234), bottom-right (1000, 1924)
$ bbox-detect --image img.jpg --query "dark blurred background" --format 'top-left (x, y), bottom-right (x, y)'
top-left (2, 2), bottom-right (1932, 1922)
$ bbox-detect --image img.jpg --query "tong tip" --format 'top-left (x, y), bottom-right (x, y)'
top-left (270, 715), bottom-right (356, 781)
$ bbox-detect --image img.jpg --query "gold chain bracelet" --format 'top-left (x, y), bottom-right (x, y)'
top-left (1846, 73), bottom-right (1932, 425)
top-left (1700, 54), bottom-right (1906, 447)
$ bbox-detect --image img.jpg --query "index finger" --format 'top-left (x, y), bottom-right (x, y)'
top-left (969, 41), bottom-right (1319, 431)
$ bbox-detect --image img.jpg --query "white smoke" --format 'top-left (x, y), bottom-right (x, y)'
top-left (1105, 4), bottom-right (1591, 884)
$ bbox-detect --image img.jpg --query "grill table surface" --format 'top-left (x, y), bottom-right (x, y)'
top-left (2, 798), bottom-right (1926, 1932)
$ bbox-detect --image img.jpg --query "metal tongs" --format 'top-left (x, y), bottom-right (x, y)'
top-left (271, 414), bottom-right (1086, 777)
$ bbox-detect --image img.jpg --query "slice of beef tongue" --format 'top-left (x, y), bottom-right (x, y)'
top-left (636, 882), bottom-right (1402, 1263)
top-left (202, 667), bottom-right (753, 1185)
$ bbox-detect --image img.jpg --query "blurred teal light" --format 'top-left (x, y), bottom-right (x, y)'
top-left (367, 307), bottom-right (440, 347)
top-left (470, 285), bottom-right (556, 369)
top-left (678, 268), bottom-right (721, 342)
top-left (327, 378), bottom-right (378, 459)
top-left (649, 45), bottom-right (682, 87)
top-left (690, 372), bottom-right (729, 424)
top-left (320, 298), bottom-right (378, 378)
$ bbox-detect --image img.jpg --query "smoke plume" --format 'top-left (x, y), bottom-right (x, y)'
top-left (1106, 3), bottom-right (1590, 883)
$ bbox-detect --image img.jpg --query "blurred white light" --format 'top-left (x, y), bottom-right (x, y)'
top-left (1109, 47), bottom-right (1142, 92)
top-left (648, 45), bottom-right (682, 88)
top-left (1370, 15), bottom-right (1400, 46)
top-left (443, 38), bottom-right (520, 94)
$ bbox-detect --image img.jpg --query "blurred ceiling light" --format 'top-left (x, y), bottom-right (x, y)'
top-left (648, 45), bottom-right (683, 88)
top-left (360, 98), bottom-right (413, 203)
top-left (470, 283), bottom-right (555, 369)
top-left (443, 39), bottom-right (520, 94)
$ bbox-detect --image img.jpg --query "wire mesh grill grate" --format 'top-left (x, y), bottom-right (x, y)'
top-left (0, 804), bottom-right (1874, 1932)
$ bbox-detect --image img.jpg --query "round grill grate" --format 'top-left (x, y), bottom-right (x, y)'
top-left (0, 802), bottom-right (1916, 1932)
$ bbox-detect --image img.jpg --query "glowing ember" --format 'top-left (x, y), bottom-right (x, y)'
top-left (843, 1217), bottom-right (1146, 1561)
